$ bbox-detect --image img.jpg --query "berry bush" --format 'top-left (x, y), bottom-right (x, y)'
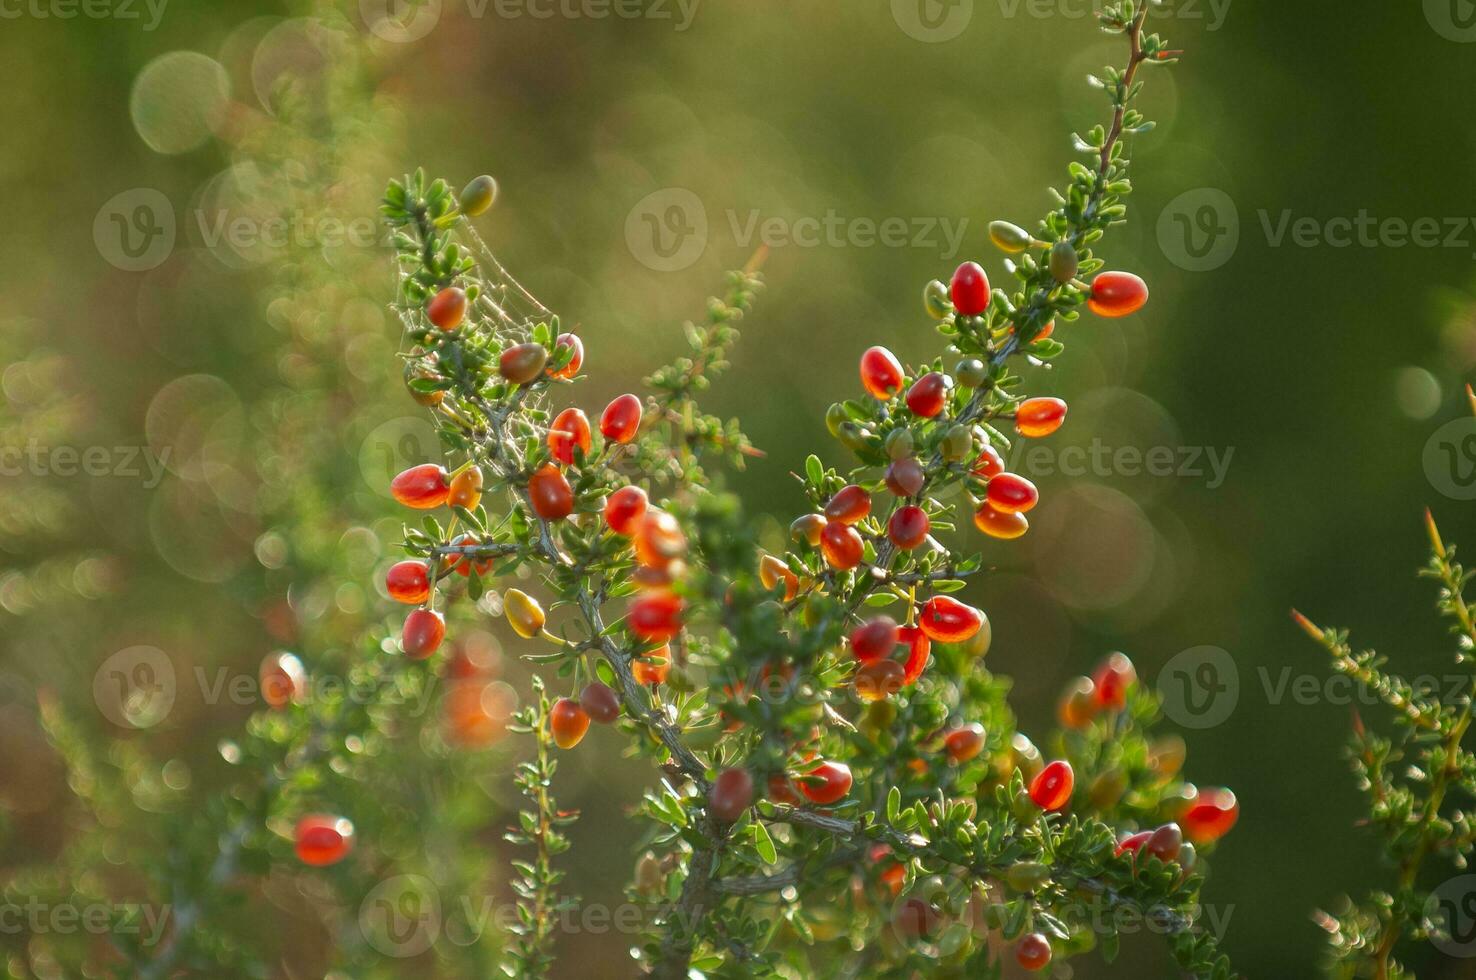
top-left (349, 5), bottom-right (1238, 976)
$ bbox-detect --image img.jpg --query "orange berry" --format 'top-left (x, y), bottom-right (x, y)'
top-left (629, 591), bottom-right (684, 643)
top-left (634, 510), bottom-right (687, 569)
top-left (427, 286), bottom-right (467, 330)
top-left (1088, 271), bottom-right (1149, 317)
top-left (944, 723), bottom-right (985, 762)
top-left (447, 466), bottom-right (484, 510)
top-left (1015, 397), bottom-right (1067, 438)
top-left (259, 652), bottom-right (306, 708)
top-left (550, 697), bottom-right (590, 749)
top-left (759, 554), bottom-right (800, 601)
top-left (1029, 760), bottom-right (1074, 812)
top-left (974, 503), bottom-right (1029, 540)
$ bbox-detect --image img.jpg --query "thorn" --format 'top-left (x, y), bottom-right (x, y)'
top-left (1291, 608), bottom-right (1323, 641)
top-left (1425, 508), bottom-right (1446, 558)
top-left (743, 245), bottom-right (770, 276)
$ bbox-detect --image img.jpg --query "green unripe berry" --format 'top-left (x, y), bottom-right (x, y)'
top-left (989, 220), bottom-right (1033, 253)
top-left (1005, 861), bottom-right (1052, 893)
top-left (1049, 241), bottom-right (1079, 283)
top-left (825, 403), bottom-right (847, 437)
top-left (885, 428), bottom-right (915, 460)
top-left (941, 425), bottom-right (973, 462)
top-left (459, 175), bottom-right (498, 216)
top-left (923, 279), bottom-right (951, 319)
top-left (1012, 791), bottom-right (1042, 823)
top-left (954, 358), bottom-right (988, 388)
top-left (864, 699), bottom-right (898, 731)
top-left (837, 421), bottom-right (874, 452)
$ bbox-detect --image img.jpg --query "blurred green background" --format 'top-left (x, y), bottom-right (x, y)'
top-left (4, 0), bottom-right (1476, 976)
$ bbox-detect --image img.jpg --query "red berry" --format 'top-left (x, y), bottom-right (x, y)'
top-left (974, 503), bottom-right (1029, 540)
top-left (1088, 271), bottom-right (1149, 318)
top-left (854, 659), bottom-right (906, 701)
top-left (918, 595), bottom-right (984, 644)
top-left (860, 346), bottom-right (905, 400)
top-left (709, 768), bottom-right (755, 822)
top-left (1145, 822), bottom-right (1184, 863)
top-left (386, 561), bottom-right (431, 605)
top-left (528, 464), bottom-right (574, 521)
top-left (580, 681), bottom-right (621, 724)
top-left (1092, 652), bottom-right (1137, 710)
top-left (295, 814), bottom-right (355, 866)
top-left (944, 723), bottom-right (985, 763)
top-left (884, 457), bottom-right (925, 497)
top-left (447, 533), bottom-right (493, 577)
top-left (600, 393), bottom-right (643, 444)
top-left (799, 760), bottom-right (852, 805)
top-left (820, 521), bottom-right (864, 570)
top-left (1029, 760), bottom-right (1074, 812)
top-left (849, 616), bottom-right (899, 662)
top-left (986, 473), bottom-right (1038, 515)
top-left (950, 261), bottom-right (990, 316)
top-left (1016, 397), bottom-right (1067, 438)
top-left (548, 407), bottom-right (593, 465)
top-left (905, 372), bottom-right (950, 418)
top-left (1057, 676), bottom-right (1098, 729)
top-left (629, 591), bottom-right (684, 643)
top-left (1182, 788), bottom-right (1238, 843)
top-left (391, 464), bottom-right (449, 510)
top-left (1115, 830), bottom-right (1152, 858)
top-left (971, 444), bottom-right (1005, 479)
top-left (634, 510), bottom-right (686, 569)
top-left (550, 697), bottom-right (591, 749)
top-left (500, 343), bottom-right (548, 385)
top-left (604, 485), bottom-right (649, 536)
top-left (1015, 933), bottom-right (1051, 971)
top-left (898, 625), bottom-right (931, 684)
top-left (824, 484), bottom-right (872, 525)
top-left (401, 609), bottom-right (446, 660)
top-left (767, 773), bottom-right (801, 804)
top-left (427, 286), bottom-right (467, 330)
top-left (549, 332), bottom-right (584, 379)
top-left (887, 505), bottom-right (929, 550)
top-left (259, 652), bottom-right (306, 708)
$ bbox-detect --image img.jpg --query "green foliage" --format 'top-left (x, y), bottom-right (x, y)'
top-left (1300, 453), bottom-right (1476, 978)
